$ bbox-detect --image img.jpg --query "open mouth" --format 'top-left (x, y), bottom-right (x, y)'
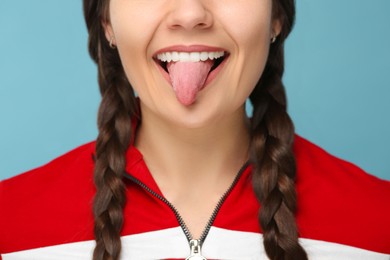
top-left (153, 50), bottom-right (229, 105)
top-left (154, 51), bottom-right (228, 75)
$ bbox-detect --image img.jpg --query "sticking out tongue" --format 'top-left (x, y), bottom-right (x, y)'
top-left (167, 60), bottom-right (213, 106)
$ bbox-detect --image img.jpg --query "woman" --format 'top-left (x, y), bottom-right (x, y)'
top-left (1, 0), bottom-right (389, 259)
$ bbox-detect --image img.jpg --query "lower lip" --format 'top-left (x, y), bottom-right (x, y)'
top-left (154, 56), bottom-right (229, 91)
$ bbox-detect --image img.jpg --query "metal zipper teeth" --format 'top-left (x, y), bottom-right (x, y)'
top-left (124, 174), bottom-right (193, 242)
top-left (123, 161), bottom-right (250, 245)
top-left (198, 161), bottom-right (250, 244)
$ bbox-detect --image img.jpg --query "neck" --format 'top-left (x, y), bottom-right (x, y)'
top-left (134, 103), bottom-right (250, 190)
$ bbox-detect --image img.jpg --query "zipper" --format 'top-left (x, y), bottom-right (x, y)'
top-left (186, 239), bottom-right (207, 260)
top-left (124, 161), bottom-right (250, 259)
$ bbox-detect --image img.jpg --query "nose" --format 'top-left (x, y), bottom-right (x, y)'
top-left (166, 0), bottom-right (213, 31)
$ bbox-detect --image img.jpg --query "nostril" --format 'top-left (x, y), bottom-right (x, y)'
top-left (166, 5), bottom-right (213, 31)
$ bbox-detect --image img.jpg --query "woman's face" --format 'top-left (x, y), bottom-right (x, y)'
top-left (105, 0), bottom-right (279, 128)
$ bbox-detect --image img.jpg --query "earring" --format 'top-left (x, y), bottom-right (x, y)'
top-left (271, 35), bottom-right (277, 44)
top-left (109, 36), bottom-right (116, 49)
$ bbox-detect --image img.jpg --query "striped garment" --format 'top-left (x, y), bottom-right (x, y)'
top-left (1, 135), bottom-right (389, 259)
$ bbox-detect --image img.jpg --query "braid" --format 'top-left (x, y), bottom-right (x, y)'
top-left (249, 1), bottom-right (308, 259)
top-left (84, 1), bottom-right (137, 259)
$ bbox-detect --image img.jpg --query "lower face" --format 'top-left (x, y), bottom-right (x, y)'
top-left (107, 0), bottom-right (275, 128)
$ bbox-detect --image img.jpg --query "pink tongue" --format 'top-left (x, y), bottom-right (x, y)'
top-left (167, 60), bottom-right (213, 106)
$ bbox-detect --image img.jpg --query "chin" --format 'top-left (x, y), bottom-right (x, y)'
top-left (168, 109), bottom-right (218, 130)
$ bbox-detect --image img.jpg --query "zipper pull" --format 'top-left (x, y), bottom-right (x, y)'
top-left (185, 239), bottom-right (207, 260)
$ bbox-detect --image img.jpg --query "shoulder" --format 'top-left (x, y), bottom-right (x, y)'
top-left (293, 135), bottom-right (390, 254)
top-left (293, 134), bottom-right (390, 192)
top-left (0, 141), bottom-right (96, 193)
top-left (0, 142), bottom-right (96, 254)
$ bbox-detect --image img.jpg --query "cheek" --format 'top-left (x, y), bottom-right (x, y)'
top-left (109, 0), bottom-right (169, 50)
top-left (109, 2), bottom-right (164, 93)
top-left (217, 0), bottom-right (273, 44)
top-left (218, 2), bottom-right (273, 97)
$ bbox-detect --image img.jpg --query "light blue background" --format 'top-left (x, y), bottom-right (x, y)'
top-left (1, 1), bottom-right (389, 180)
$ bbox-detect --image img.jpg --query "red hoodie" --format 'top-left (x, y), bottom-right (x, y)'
top-left (1, 134), bottom-right (389, 259)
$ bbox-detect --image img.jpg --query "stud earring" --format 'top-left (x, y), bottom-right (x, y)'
top-left (271, 35), bottom-right (277, 44)
top-left (109, 36), bottom-right (116, 49)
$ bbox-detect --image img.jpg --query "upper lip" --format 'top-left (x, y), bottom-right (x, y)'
top-left (153, 45), bottom-right (228, 57)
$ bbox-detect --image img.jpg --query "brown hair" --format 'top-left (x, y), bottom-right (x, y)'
top-left (84, 1), bottom-right (137, 259)
top-left (250, 1), bottom-right (307, 259)
top-left (83, 0), bottom-right (307, 259)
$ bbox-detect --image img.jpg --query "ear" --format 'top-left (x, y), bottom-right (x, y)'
top-left (102, 19), bottom-right (116, 46)
top-left (271, 18), bottom-right (282, 38)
